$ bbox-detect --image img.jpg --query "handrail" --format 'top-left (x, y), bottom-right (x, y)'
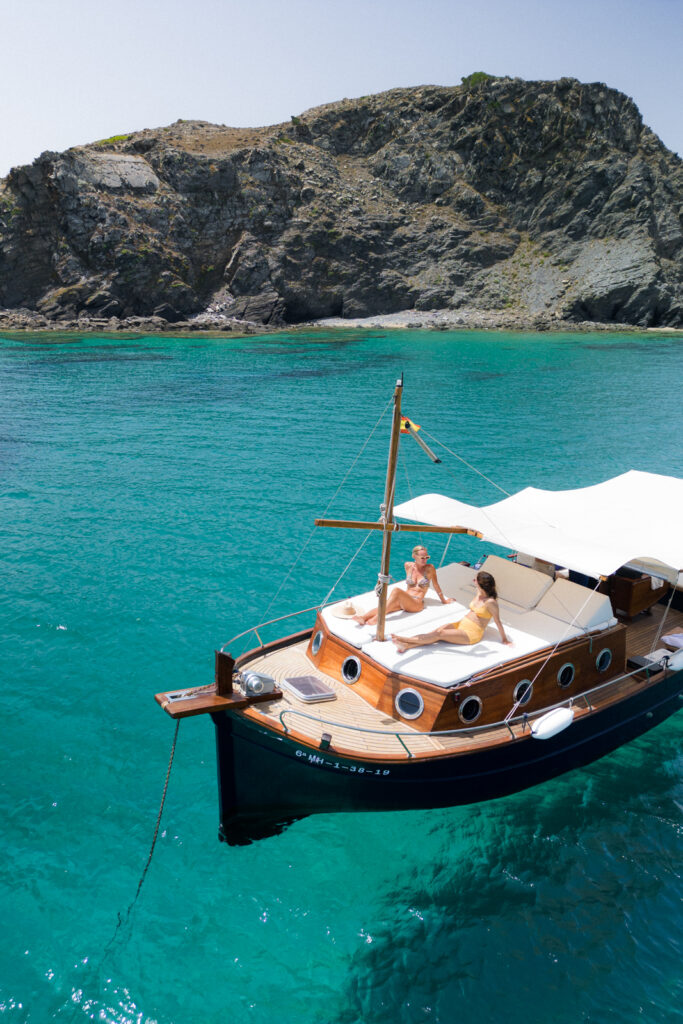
top-left (219, 604), bottom-right (321, 653)
top-left (274, 657), bottom-right (671, 758)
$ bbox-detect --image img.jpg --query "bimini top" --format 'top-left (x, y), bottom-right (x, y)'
top-left (394, 470), bottom-right (683, 584)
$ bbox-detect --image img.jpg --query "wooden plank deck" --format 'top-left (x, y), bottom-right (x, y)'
top-left (243, 640), bottom-right (451, 758)
top-left (623, 600), bottom-right (683, 658)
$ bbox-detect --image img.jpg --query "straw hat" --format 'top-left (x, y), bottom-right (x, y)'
top-left (331, 600), bottom-right (358, 619)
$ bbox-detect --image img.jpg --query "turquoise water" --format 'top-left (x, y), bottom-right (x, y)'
top-left (1, 328), bottom-right (682, 1024)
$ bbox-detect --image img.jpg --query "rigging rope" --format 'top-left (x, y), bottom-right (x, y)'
top-left (320, 530), bottom-right (374, 608)
top-left (438, 533), bottom-right (453, 569)
top-left (398, 445), bottom-right (421, 549)
top-left (420, 428), bottom-right (512, 496)
top-left (415, 426), bottom-right (522, 552)
top-left (259, 394), bottom-right (394, 623)
top-left (416, 424), bottom-right (591, 557)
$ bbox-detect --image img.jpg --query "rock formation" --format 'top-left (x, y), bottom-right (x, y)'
top-left (0, 75), bottom-right (681, 329)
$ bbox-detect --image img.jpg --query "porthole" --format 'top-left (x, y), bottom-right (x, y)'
top-left (341, 656), bottom-right (361, 684)
top-left (596, 648), bottom-right (612, 673)
top-left (557, 662), bottom-right (575, 688)
top-left (459, 695), bottom-right (482, 724)
top-left (311, 630), bottom-right (323, 656)
top-left (514, 679), bottom-right (533, 706)
top-left (395, 688), bottom-right (424, 720)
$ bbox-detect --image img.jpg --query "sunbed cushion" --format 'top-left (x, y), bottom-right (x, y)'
top-left (478, 554), bottom-right (554, 609)
top-left (535, 577), bottom-right (617, 631)
top-left (361, 615), bottom-right (551, 687)
top-left (321, 584), bottom-right (457, 649)
top-left (432, 561), bottom-right (476, 597)
top-left (360, 596), bottom-right (608, 688)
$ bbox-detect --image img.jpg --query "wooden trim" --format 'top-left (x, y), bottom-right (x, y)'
top-left (154, 687), bottom-right (282, 720)
top-left (314, 519), bottom-right (475, 535)
top-left (433, 625), bottom-right (627, 730)
top-left (610, 573), bottom-right (670, 620)
top-left (215, 650), bottom-right (235, 695)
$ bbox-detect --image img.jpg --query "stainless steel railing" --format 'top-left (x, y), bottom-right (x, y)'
top-left (220, 604), bottom-right (319, 654)
top-left (275, 657), bottom-right (673, 759)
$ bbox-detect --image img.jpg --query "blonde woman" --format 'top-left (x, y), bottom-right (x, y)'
top-left (354, 545), bottom-right (453, 625)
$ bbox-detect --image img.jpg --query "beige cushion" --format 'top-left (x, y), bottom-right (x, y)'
top-left (321, 583), bottom-right (458, 649)
top-left (479, 554), bottom-right (554, 610)
top-left (535, 577), bottom-right (616, 630)
top-left (433, 561), bottom-right (476, 597)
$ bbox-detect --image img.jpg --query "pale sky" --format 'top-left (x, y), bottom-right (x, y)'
top-left (2, 0), bottom-right (681, 178)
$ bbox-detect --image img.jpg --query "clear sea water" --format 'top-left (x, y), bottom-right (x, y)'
top-left (1, 328), bottom-right (682, 1024)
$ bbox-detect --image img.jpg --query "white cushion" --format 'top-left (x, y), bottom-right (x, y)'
top-left (433, 561), bottom-right (476, 597)
top-left (535, 577), bottom-right (617, 631)
top-left (361, 616), bottom-right (550, 687)
top-left (321, 583), bottom-right (457, 649)
top-left (502, 605), bottom-right (584, 644)
top-left (359, 600), bottom-right (610, 688)
top-left (478, 554), bottom-right (554, 609)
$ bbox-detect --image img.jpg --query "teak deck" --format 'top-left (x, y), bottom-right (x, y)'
top-left (623, 600), bottom-right (682, 658)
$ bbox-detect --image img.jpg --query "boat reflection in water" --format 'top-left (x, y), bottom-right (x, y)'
top-left (155, 379), bottom-right (683, 844)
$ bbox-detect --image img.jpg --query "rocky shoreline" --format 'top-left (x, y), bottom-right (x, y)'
top-left (2, 303), bottom-right (678, 336)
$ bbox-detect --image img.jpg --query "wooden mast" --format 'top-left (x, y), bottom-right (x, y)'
top-left (375, 376), bottom-right (404, 642)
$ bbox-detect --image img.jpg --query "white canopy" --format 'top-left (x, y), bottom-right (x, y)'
top-left (394, 470), bottom-right (683, 584)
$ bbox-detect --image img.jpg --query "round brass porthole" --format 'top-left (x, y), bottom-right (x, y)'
top-left (395, 688), bottom-right (424, 720)
top-left (596, 648), bottom-right (612, 673)
top-left (311, 630), bottom-right (323, 656)
top-left (459, 695), bottom-right (482, 724)
top-left (341, 656), bottom-right (361, 684)
top-left (557, 662), bottom-right (575, 688)
top-left (514, 679), bottom-right (533, 706)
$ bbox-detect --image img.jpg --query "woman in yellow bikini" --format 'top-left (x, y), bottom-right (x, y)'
top-left (392, 570), bottom-right (511, 651)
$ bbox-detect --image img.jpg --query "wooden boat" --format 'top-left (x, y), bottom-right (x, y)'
top-left (155, 379), bottom-right (683, 844)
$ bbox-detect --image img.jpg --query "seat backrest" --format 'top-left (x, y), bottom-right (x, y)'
top-left (433, 561), bottom-right (475, 596)
top-left (535, 577), bottom-right (616, 630)
top-left (479, 554), bottom-right (555, 610)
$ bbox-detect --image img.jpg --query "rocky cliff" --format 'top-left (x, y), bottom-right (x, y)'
top-left (1, 75), bottom-right (681, 330)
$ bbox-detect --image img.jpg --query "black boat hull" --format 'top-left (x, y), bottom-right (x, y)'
top-left (212, 667), bottom-right (683, 844)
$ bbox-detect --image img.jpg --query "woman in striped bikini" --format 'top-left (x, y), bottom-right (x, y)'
top-left (353, 545), bottom-right (452, 626)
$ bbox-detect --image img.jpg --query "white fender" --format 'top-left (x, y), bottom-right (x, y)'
top-left (645, 648), bottom-right (683, 673)
top-left (667, 649), bottom-right (683, 672)
top-left (531, 706), bottom-right (575, 740)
